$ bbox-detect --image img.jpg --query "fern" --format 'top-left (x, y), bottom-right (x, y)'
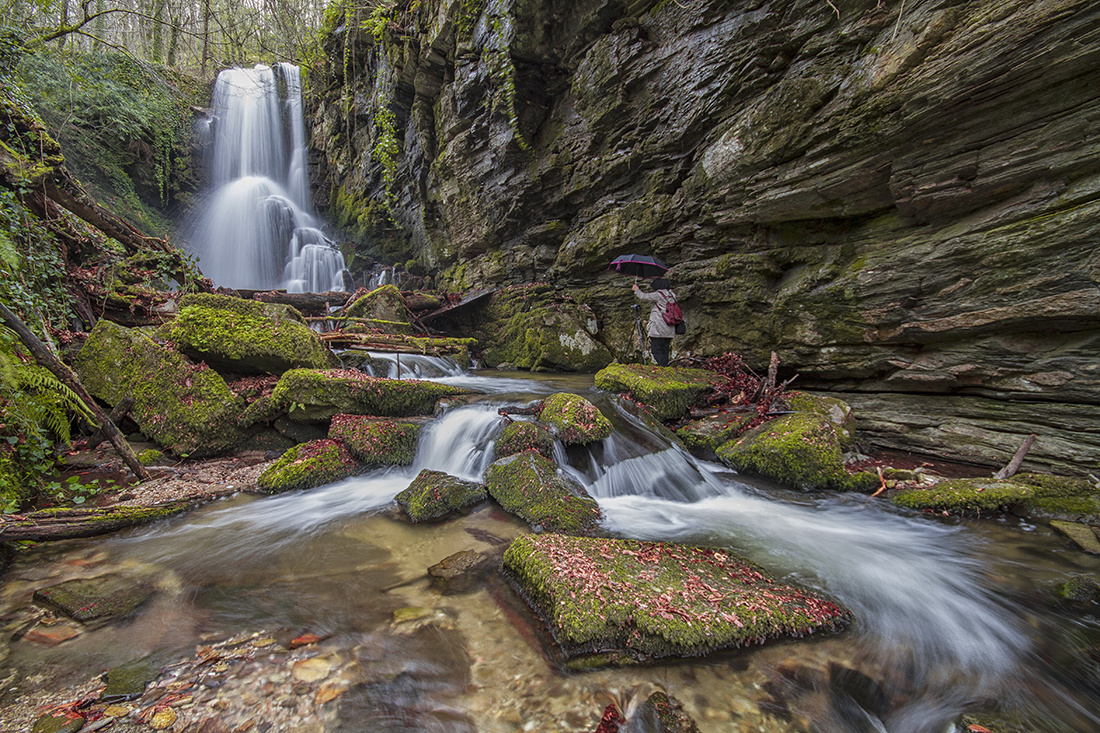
top-left (0, 326), bottom-right (93, 445)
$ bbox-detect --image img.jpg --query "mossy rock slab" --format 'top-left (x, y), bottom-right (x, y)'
top-left (485, 452), bottom-right (603, 535)
top-left (102, 655), bottom-right (163, 702)
top-left (329, 413), bottom-right (421, 465)
top-left (495, 421), bottom-right (556, 458)
top-left (165, 293), bottom-right (338, 374)
top-left (74, 319), bottom-right (247, 457)
top-left (271, 369), bottom-right (472, 422)
top-left (676, 412), bottom-right (757, 453)
top-left (1014, 472), bottom-right (1100, 522)
top-left (344, 284), bottom-right (414, 334)
top-left (891, 478), bottom-right (1036, 514)
top-left (257, 439), bottom-right (359, 493)
top-left (1061, 575), bottom-right (1100, 602)
top-left (30, 715), bottom-right (85, 733)
top-left (1049, 520), bottom-right (1100, 554)
top-left (717, 412), bottom-right (878, 492)
top-left (427, 549), bottom-right (496, 593)
top-left (783, 391), bottom-right (856, 447)
top-left (478, 285), bottom-right (614, 372)
top-left (395, 469), bottom-right (488, 523)
top-left (33, 574), bottom-right (153, 622)
top-left (595, 364), bottom-right (725, 421)
top-left (537, 393), bottom-right (612, 445)
top-left (502, 534), bottom-right (850, 666)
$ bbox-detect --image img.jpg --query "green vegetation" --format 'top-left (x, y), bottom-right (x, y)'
top-left (15, 49), bottom-right (203, 237)
top-left (595, 364), bottom-right (724, 421)
top-left (328, 413), bottom-right (420, 465)
top-left (892, 473), bottom-right (1100, 520)
top-left (0, 327), bottom-right (94, 512)
top-left (271, 368), bottom-right (471, 422)
top-left (495, 421), bottom-right (555, 458)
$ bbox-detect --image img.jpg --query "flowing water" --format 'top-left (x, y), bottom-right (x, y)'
top-left (183, 64), bottom-right (346, 292)
top-left (1, 367), bottom-right (1098, 732)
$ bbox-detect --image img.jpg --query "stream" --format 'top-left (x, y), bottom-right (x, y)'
top-left (1, 364), bottom-right (1098, 732)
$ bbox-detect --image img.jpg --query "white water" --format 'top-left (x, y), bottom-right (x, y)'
top-left (102, 367), bottom-right (1075, 730)
top-left (183, 64), bottom-right (346, 292)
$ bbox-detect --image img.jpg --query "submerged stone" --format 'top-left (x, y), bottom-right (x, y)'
top-left (395, 469), bottom-right (488, 523)
top-left (166, 293), bottom-right (338, 374)
top-left (495, 421), bottom-right (556, 458)
top-left (102, 655), bottom-right (163, 702)
top-left (33, 574), bottom-right (153, 622)
top-left (427, 549), bottom-right (496, 593)
top-left (329, 413), bottom-right (421, 465)
top-left (485, 451), bottom-right (602, 535)
top-left (630, 691), bottom-right (701, 733)
top-left (1049, 520), bottom-right (1100, 555)
top-left (502, 534), bottom-right (850, 665)
top-left (30, 715), bottom-right (84, 733)
top-left (595, 364), bottom-right (724, 421)
top-left (256, 439), bottom-right (358, 493)
top-left (537, 393), bottom-right (612, 445)
top-left (74, 319), bottom-right (247, 457)
top-left (717, 412), bottom-right (878, 492)
top-left (271, 369), bottom-right (472, 422)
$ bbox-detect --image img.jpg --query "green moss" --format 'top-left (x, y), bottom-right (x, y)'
top-left (595, 364), bottom-right (724, 421)
top-left (343, 283), bottom-right (412, 334)
top-left (1061, 575), bottom-right (1099, 602)
top-left (502, 534), bottom-right (850, 664)
top-left (74, 320), bottom-right (246, 457)
top-left (395, 469), bottom-right (488, 523)
top-left (891, 478), bottom-right (1036, 514)
top-left (537, 393), bottom-right (612, 445)
top-left (782, 391), bottom-right (856, 447)
top-left (716, 412), bottom-right (857, 491)
top-left (257, 439), bottom-right (359, 493)
top-left (676, 413), bottom-right (756, 453)
top-left (167, 293), bottom-right (337, 374)
top-left (137, 449), bottom-right (163, 466)
top-left (271, 368), bottom-right (472, 422)
top-left (328, 413), bottom-right (420, 465)
top-left (495, 421), bottom-right (555, 458)
top-left (484, 451), bottom-right (602, 535)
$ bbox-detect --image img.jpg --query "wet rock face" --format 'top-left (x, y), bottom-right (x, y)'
top-left (311, 0), bottom-right (1100, 472)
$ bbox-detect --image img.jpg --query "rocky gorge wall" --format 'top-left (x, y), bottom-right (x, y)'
top-left (308, 0), bottom-right (1100, 476)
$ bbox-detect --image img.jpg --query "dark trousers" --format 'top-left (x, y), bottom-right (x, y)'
top-left (650, 337), bottom-right (671, 367)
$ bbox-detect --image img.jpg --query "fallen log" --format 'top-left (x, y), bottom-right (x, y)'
top-left (0, 303), bottom-right (152, 482)
top-left (232, 289), bottom-right (352, 315)
top-left (82, 397), bottom-right (134, 450)
top-left (0, 501), bottom-right (195, 541)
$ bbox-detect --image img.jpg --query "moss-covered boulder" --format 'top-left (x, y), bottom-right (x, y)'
top-left (783, 391), bottom-right (856, 448)
top-left (256, 439), bottom-right (358, 493)
top-left (166, 293), bottom-right (337, 374)
top-left (74, 319), bottom-right (246, 456)
top-left (892, 473), bottom-right (1100, 519)
top-left (717, 412), bottom-right (878, 492)
top-left (343, 284), bottom-right (414, 334)
top-left (395, 469), bottom-right (488, 523)
top-left (329, 413), bottom-right (421, 465)
top-left (1061, 575), bottom-right (1100, 603)
top-left (478, 284), bottom-right (614, 372)
top-left (502, 534), bottom-right (850, 666)
top-left (891, 477), bottom-right (1036, 514)
top-left (595, 364), bottom-right (725, 421)
top-left (271, 369), bottom-right (472, 422)
top-left (484, 451), bottom-right (603, 535)
top-left (495, 421), bottom-right (556, 458)
top-left (33, 574), bottom-right (154, 622)
top-left (537, 393), bottom-right (612, 445)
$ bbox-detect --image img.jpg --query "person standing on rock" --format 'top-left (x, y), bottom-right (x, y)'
top-left (633, 277), bottom-right (679, 367)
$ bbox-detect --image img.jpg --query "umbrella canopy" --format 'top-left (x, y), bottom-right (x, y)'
top-left (607, 254), bottom-right (669, 278)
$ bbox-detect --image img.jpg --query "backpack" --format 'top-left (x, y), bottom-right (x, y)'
top-left (660, 292), bottom-right (684, 330)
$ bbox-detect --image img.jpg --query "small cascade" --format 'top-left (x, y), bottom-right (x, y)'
top-left (184, 64), bottom-right (346, 293)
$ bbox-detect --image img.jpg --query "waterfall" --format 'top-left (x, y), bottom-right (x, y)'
top-left (183, 64), bottom-right (346, 293)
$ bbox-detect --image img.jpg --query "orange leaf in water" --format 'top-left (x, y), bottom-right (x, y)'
top-left (967, 726), bottom-right (992, 733)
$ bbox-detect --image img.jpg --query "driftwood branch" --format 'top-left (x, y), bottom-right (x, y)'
top-left (82, 397), bottom-right (134, 450)
top-left (0, 304), bottom-right (151, 482)
top-left (993, 434), bottom-right (1037, 480)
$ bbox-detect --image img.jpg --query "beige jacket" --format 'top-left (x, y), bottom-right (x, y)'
top-left (635, 288), bottom-right (677, 338)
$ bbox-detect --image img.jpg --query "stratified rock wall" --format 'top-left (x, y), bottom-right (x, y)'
top-left (310, 0), bottom-right (1100, 472)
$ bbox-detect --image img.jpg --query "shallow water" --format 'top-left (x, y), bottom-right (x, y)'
top-left (1, 369), bottom-right (1098, 732)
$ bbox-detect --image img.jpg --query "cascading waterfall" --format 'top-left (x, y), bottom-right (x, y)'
top-left (183, 63), bottom-right (346, 293)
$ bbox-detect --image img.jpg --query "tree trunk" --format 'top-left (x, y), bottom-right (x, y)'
top-left (0, 303), bottom-right (152, 482)
top-left (0, 501), bottom-right (194, 541)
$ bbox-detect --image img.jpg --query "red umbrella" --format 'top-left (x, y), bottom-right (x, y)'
top-left (607, 254), bottom-right (669, 278)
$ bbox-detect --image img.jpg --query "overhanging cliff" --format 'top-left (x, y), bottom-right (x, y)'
top-left (309, 0), bottom-right (1100, 475)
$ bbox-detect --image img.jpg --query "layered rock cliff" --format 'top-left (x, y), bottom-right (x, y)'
top-left (309, 0), bottom-right (1100, 475)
